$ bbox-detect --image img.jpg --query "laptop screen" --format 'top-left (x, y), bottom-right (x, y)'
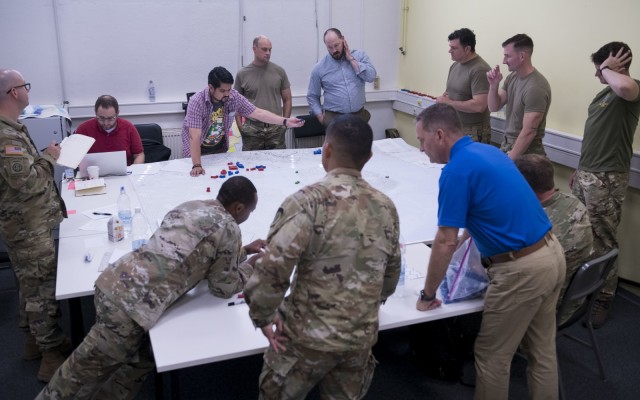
top-left (76, 151), bottom-right (128, 178)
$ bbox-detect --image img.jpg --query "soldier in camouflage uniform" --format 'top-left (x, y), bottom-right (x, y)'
top-left (0, 69), bottom-right (69, 382)
top-left (571, 42), bottom-right (640, 328)
top-left (515, 154), bottom-right (594, 325)
top-left (244, 115), bottom-right (401, 400)
top-left (37, 176), bottom-right (265, 399)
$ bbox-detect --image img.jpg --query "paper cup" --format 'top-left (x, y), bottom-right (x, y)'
top-left (87, 165), bottom-right (100, 179)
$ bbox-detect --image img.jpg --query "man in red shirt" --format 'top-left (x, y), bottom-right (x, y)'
top-left (76, 95), bottom-right (144, 165)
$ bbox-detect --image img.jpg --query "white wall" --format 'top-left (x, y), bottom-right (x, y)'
top-left (1, 0), bottom-right (399, 139)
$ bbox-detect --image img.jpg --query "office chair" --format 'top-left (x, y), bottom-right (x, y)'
top-left (556, 248), bottom-right (618, 399)
top-left (134, 123), bottom-right (171, 163)
top-left (292, 115), bottom-right (325, 149)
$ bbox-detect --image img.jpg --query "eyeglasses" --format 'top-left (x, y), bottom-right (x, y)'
top-left (96, 116), bottom-right (117, 123)
top-left (5, 83), bottom-right (31, 94)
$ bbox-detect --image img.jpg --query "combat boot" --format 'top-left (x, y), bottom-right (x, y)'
top-left (23, 332), bottom-right (41, 360)
top-left (37, 347), bottom-right (67, 382)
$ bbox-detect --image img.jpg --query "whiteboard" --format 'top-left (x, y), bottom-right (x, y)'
top-left (240, 0), bottom-right (322, 96)
top-left (54, 0), bottom-right (240, 105)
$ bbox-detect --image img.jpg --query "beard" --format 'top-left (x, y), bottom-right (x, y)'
top-left (331, 48), bottom-right (345, 60)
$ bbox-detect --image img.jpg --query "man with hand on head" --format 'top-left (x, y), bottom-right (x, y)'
top-left (571, 41), bottom-right (640, 328)
top-left (38, 176), bottom-right (266, 399)
top-left (76, 95), bottom-right (145, 165)
top-left (437, 28), bottom-right (492, 143)
top-left (307, 28), bottom-right (377, 127)
top-left (415, 103), bottom-right (565, 400)
top-left (0, 68), bottom-right (70, 383)
top-left (182, 66), bottom-right (303, 177)
top-left (487, 34), bottom-right (551, 159)
top-left (235, 35), bottom-right (292, 150)
top-left (244, 115), bottom-right (400, 399)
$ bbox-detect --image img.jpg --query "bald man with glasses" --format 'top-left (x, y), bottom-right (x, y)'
top-left (0, 69), bottom-right (70, 382)
top-left (76, 95), bottom-right (145, 165)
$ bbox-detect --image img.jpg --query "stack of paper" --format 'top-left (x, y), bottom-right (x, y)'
top-left (75, 178), bottom-right (106, 196)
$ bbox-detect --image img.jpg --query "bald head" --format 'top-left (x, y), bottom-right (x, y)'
top-left (252, 35), bottom-right (272, 65)
top-left (0, 69), bottom-right (29, 120)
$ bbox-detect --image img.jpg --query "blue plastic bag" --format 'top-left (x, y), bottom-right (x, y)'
top-left (440, 237), bottom-right (488, 304)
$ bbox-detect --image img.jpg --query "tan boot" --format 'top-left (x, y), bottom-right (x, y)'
top-left (37, 348), bottom-right (67, 383)
top-left (23, 332), bottom-right (42, 361)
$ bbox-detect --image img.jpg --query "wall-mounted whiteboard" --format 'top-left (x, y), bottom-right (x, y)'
top-left (54, 0), bottom-right (240, 105)
top-left (240, 0), bottom-right (323, 97)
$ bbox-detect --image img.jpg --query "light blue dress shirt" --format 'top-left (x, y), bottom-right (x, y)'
top-left (306, 49), bottom-right (376, 116)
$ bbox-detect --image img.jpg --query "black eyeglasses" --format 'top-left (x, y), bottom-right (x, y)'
top-left (6, 83), bottom-right (31, 94)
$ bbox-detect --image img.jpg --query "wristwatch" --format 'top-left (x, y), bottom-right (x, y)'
top-left (419, 289), bottom-right (436, 302)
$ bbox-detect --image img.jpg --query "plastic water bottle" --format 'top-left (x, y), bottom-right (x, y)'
top-left (395, 235), bottom-right (407, 297)
top-left (131, 207), bottom-right (149, 250)
top-left (148, 80), bottom-right (156, 102)
top-left (117, 186), bottom-right (132, 236)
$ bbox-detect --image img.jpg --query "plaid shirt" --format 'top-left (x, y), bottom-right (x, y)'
top-left (182, 88), bottom-right (256, 157)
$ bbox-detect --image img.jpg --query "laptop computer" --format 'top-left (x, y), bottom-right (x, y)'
top-left (76, 151), bottom-right (128, 178)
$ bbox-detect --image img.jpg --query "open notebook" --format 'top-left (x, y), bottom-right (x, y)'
top-left (76, 151), bottom-right (127, 178)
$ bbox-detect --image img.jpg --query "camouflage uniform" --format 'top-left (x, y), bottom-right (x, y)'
top-left (500, 134), bottom-right (546, 156)
top-left (572, 79), bottom-right (640, 301)
top-left (244, 168), bottom-right (401, 399)
top-left (463, 122), bottom-right (492, 144)
top-left (240, 120), bottom-right (287, 150)
top-left (37, 199), bottom-right (253, 399)
top-left (0, 116), bottom-right (67, 350)
top-left (542, 191), bottom-right (593, 325)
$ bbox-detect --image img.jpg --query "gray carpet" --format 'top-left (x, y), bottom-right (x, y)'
top-left (1, 267), bottom-right (639, 399)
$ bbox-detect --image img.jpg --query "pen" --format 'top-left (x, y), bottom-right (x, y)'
top-left (93, 212), bottom-right (112, 216)
top-left (228, 300), bottom-right (246, 307)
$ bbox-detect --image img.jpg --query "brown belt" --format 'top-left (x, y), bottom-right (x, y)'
top-left (488, 231), bottom-right (553, 264)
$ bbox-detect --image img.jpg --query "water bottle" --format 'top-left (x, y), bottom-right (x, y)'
top-left (117, 186), bottom-right (132, 236)
top-left (395, 235), bottom-right (407, 297)
top-left (148, 80), bottom-right (156, 102)
top-left (131, 207), bottom-right (149, 250)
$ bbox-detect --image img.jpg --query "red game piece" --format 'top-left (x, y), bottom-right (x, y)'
top-left (220, 170), bottom-right (227, 175)
top-left (206, 187), bottom-right (210, 192)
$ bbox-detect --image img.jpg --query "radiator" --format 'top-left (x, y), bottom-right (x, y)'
top-left (162, 128), bottom-right (183, 160)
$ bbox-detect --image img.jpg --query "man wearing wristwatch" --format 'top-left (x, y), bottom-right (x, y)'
top-left (415, 104), bottom-right (565, 400)
top-left (571, 41), bottom-right (640, 328)
top-left (182, 66), bottom-right (304, 177)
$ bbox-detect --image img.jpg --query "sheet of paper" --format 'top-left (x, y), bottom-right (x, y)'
top-left (129, 163), bottom-right (162, 175)
top-left (56, 134), bottom-right (96, 168)
top-left (74, 178), bottom-right (105, 191)
top-left (81, 204), bottom-right (118, 220)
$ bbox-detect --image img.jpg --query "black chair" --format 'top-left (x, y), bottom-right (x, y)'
top-left (134, 123), bottom-right (171, 163)
top-left (292, 115), bottom-right (325, 148)
top-left (556, 248), bottom-right (618, 398)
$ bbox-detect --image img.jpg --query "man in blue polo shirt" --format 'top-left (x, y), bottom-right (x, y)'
top-left (414, 103), bottom-right (565, 400)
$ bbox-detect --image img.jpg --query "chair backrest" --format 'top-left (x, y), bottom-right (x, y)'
top-left (134, 123), bottom-right (171, 163)
top-left (293, 115), bottom-right (325, 139)
top-left (557, 248), bottom-right (618, 330)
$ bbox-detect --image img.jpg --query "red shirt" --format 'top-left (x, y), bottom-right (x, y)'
top-left (76, 118), bottom-right (144, 166)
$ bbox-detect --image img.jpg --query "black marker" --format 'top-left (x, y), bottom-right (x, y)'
top-left (93, 212), bottom-right (112, 216)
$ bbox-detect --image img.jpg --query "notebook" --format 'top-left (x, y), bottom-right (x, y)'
top-left (76, 151), bottom-right (128, 178)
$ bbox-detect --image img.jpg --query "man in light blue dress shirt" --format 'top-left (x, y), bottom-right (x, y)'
top-left (307, 28), bottom-right (377, 127)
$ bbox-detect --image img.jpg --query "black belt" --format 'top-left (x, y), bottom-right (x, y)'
top-left (246, 120), bottom-right (272, 128)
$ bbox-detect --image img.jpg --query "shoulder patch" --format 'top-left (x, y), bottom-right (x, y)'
top-left (4, 144), bottom-right (24, 156)
top-left (6, 158), bottom-right (29, 176)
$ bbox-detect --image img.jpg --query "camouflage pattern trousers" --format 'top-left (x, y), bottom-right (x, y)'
top-left (572, 169), bottom-right (629, 300)
top-left (463, 121), bottom-right (492, 144)
top-left (259, 341), bottom-right (377, 400)
top-left (37, 288), bottom-right (154, 400)
top-left (500, 135), bottom-right (546, 157)
top-left (240, 120), bottom-right (287, 151)
top-left (5, 226), bottom-right (65, 350)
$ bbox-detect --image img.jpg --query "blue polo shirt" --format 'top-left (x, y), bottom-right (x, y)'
top-left (437, 136), bottom-right (551, 257)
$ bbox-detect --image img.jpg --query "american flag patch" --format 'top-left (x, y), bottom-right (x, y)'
top-left (5, 145), bottom-right (24, 156)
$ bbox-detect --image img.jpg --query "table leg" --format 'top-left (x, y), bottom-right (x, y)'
top-left (67, 297), bottom-right (85, 348)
